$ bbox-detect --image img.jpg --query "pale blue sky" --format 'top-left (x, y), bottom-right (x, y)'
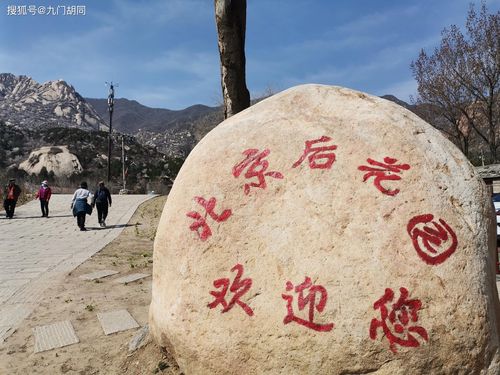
top-left (1, 0), bottom-right (499, 109)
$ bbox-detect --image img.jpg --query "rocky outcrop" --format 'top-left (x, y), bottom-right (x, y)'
top-left (0, 73), bottom-right (107, 131)
top-left (150, 84), bottom-right (500, 374)
top-left (19, 145), bottom-right (82, 177)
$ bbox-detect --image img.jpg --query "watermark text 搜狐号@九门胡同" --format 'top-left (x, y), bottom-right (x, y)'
top-left (6, 4), bottom-right (86, 16)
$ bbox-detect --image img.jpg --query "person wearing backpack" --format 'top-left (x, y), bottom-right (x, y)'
top-left (92, 181), bottom-right (112, 227)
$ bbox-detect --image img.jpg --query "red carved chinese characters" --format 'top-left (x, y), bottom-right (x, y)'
top-left (282, 276), bottom-right (334, 332)
top-left (370, 287), bottom-right (428, 353)
top-left (292, 136), bottom-right (337, 169)
top-left (232, 148), bottom-right (284, 195)
top-left (208, 264), bottom-right (254, 316)
top-left (407, 214), bottom-right (458, 265)
top-left (358, 157), bottom-right (410, 196)
top-left (186, 196), bottom-right (232, 241)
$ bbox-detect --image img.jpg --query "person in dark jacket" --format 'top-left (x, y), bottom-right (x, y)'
top-left (3, 178), bottom-right (21, 219)
top-left (35, 180), bottom-right (52, 217)
top-left (71, 181), bottom-right (93, 231)
top-left (92, 181), bottom-right (112, 227)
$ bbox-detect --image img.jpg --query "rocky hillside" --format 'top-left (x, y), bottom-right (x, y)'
top-left (87, 97), bottom-right (224, 157)
top-left (380, 94), bottom-right (415, 110)
top-left (0, 73), bottom-right (107, 131)
top-left (86, 98), bottom-right (220, 133)
top-left (0, 120), bottom-right (182, 188)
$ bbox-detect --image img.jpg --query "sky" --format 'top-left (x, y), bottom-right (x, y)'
top-left (1, 0), bottom-right (499, 110)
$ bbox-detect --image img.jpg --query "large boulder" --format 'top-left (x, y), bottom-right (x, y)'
top-left (19, 145), bottom-right (82, 177)
top-left (150, 85), bottom-right (500, 374)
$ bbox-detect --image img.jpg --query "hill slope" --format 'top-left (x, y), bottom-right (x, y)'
top-left (86, 98), bottom-right (221, 134)
top-left (0, 120), bottom-right (182, 188)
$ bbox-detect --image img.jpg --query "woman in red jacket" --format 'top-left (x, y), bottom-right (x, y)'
top-left (35, 180), bottom-right (52, 217)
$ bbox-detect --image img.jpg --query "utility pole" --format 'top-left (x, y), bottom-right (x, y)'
top-left (106, 82), bottom-right (115, 182)
top-left (121, 135), bottom-right (126, 191)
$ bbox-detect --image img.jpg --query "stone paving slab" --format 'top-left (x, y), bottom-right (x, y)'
top-left (0, 287), bottom-right (16, 304)
top-left (0, 279), bottom-right (31, 287)
top-left (7, 281), bottom-right (51, 304)
top-left (33, 320), bottom-right (79, 353)
top-left (114, 273), bottom-right (150, 284)
top-left (0, 194), bottom-right (154, 345)
top-left (19, 267), bottom-right (49, 273)
top-left (79, 270), bottom-right (119, 281)
top-left (0, 305), bottom-right (33, 328)
top-left (97, 309), bottom-right (139, 335)
top-left (0, 305), bottom-right (32, 342)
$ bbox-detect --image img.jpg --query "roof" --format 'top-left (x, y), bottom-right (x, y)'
top-left (475, 164), bottom-right (500, 179)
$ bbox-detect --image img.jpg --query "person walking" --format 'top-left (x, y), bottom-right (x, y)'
top-left (35, 180), bottom-right (52, 217)
top-left (71, 181), bottom-right (93, 231)
top-left (92, 181), bottom-right (112, 227)
top-left (3, 178), bottom-right (21, 219)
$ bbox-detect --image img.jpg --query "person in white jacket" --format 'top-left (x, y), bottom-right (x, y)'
top-left (70, 181), bottom-right (93, 231)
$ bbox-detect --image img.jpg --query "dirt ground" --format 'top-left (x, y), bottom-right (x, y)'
top-left (0, 195), bottom-right (182, 375)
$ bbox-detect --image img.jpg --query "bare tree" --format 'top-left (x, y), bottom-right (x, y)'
top-left (214, 0), bottom-right (250, 119)
top-left (411, 85), bottom-right (472, 157)
top-left (411, 2), bottom-right (499, 161)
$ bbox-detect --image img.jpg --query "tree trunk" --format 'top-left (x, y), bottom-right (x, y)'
top-left (489, 136), bottom-right (498, 163)
top-left (214, 0), bottom-right (250, 119)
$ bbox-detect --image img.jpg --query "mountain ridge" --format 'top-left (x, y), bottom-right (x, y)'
top-left (85, 97), bottom-right (220, 134)
top-left (0, 73), bottom-right (107, 131)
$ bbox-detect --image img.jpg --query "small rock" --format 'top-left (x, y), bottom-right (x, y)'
top-left (128, 324), bottom-right (150, 352)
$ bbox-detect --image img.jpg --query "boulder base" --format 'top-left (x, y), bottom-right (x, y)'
top-left (150, 85), bottom-right (500, 374)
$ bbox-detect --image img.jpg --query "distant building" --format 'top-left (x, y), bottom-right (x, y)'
top-left (476, 164), bottom-right (500, 194)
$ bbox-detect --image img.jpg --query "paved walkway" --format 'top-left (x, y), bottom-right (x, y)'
top-left (0, 194), bottom-right (154, 344)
